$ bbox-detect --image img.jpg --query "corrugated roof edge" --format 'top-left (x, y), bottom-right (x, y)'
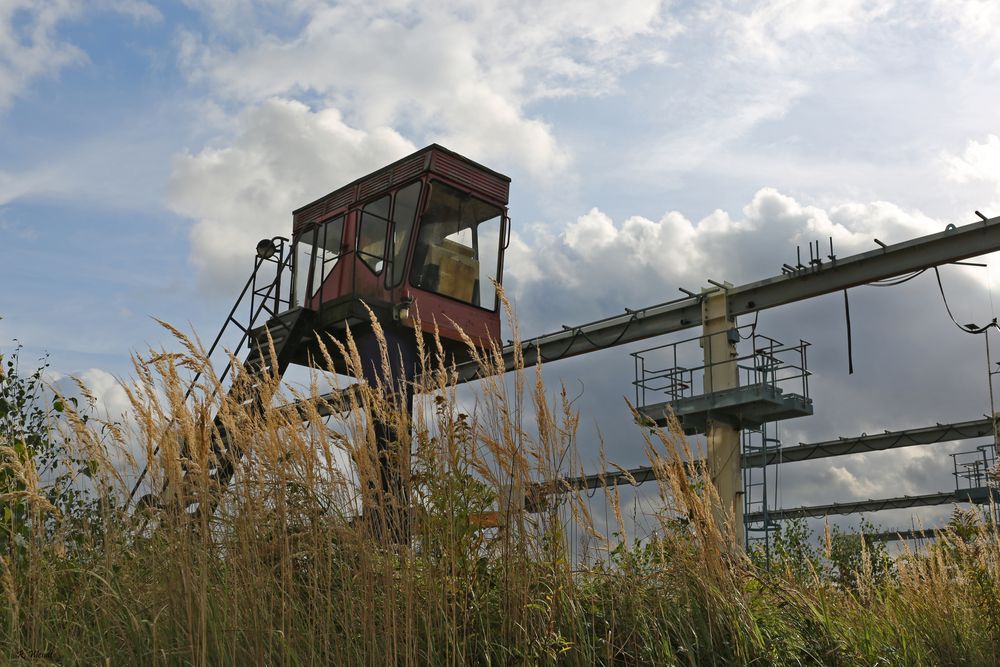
top-left (292, 143), bottom-right (511, 217)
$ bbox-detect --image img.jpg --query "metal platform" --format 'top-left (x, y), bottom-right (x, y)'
top-left (637, 383), bottom-right (813, 433)
top-left (632, 330), bottom-right (813, 435)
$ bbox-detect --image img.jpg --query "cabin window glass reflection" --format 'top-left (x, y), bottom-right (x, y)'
top-left (358, 196), bottom-right (389, 274)
top-left (475, 213), bottom-right (502, 309)
top-left (311, 215), bottom-right (344, 297)
top-left (293, 227), bottom-right (316, 306)
top-left (410, 181), bottom-right (502, 311)
top-left (387, 182), bottom-right (422, 288)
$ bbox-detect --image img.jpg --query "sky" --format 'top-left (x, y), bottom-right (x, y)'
top-left (4, 0), bottom-right (1000, 540)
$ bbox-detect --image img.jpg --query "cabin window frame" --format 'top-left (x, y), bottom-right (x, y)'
top-left (357, 195), bottom-right (391, 275)
top-left (408, 179), bottom-right (505, 313)
top-left (385, 180), bottom-right (425, 290)
top-left (310, 214), bottom-right (346, 298)
top-left (292, 225), bottom-right (317, 307)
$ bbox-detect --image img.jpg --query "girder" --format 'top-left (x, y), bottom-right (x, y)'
top-left (524, 417), bottom-right (997, 500)
top-left (746, 487), bottom-right (998, 522)
top-left (450, 214), bottom-right (1000, 382)
top-left (743, 417), bottom-right (998, 467)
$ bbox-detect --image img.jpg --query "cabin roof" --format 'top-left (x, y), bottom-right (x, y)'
top-left (292, 144), bottom-right (510, 233)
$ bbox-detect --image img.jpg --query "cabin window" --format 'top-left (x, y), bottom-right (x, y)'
top-left (358, 196), bottom-right (390, 273)
top-left (410, 181), bottom-right (503, 310)
top-left (387, 182), bottom-right (422, 288)
top-left (311, 215), bottom-right (344, 296)
top-left (293, 227), bottom-right (316, 306)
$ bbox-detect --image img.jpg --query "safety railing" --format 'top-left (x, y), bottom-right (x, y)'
top-left (128, 236), bottom-right (293, 505)
top-left (631, 328), bottom-right (811, 408)
top-left (951, 444), bottom-right (997, 492)
top-left (204, 236), bottom-right (294, 390)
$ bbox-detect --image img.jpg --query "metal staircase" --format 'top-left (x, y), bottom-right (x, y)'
top-left (130, 236), bottom-right (314, 509)
top-left (208, 306), bottom-right (313, 491)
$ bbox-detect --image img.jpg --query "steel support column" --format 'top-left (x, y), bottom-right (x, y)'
top-left (356, 326), bottom-right (417, 542)
top-left (701, 286), bottom-right (744, 546)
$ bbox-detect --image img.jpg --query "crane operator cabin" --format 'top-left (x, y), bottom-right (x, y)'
top-left (287, 144), bottom-right (511, 383)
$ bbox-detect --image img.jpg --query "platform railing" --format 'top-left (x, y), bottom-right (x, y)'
top-left (631, 328), bottom-right (811, 409)
top-left (951, 444), bottom-right (997, 492)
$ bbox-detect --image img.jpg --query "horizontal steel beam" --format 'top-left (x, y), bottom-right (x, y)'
top-left (744, 417), bottom-right (998, 467)
top-left (454, 214), bottom-right (1000, 381)
top-left (278, 386), bottom-right (359, 420)
top-left (868, 528), bottom-right (941, 542)
top-left (526, 417), bottom-right (998, 498)
top-left (533, 464), bottom-right (664, 494)
top-left (747, 487), bottom-right (998, 522)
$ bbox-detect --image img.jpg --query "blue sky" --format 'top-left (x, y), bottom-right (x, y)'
top-left (4, 0), bottom-right (1000, 535)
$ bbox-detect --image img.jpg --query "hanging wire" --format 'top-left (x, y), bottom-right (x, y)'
top-left (987, 260), bottom-right (997, 321)
top-left (985, 328), bottom-right (998, 452)
top-left (575, 315), bottom-right (637, 350)
top-left (774, 421), bottom-right (782, 523)
top-left (738, 309), bottom-right (760, 340)
top-left (934, 267), bottom-right (1000, 335)
top-left (843, 290), bottom-right (854, 375)
top-left (867, 269), bottom-right (927, 287)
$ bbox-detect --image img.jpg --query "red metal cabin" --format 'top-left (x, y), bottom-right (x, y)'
top-left (288, 144), bottom-right (510, 371)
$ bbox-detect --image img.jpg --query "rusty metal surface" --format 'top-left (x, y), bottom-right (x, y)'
top-left (293, 144), bottom-right (510, 233)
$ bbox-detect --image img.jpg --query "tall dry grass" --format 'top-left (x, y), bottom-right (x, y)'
top-left (1, 307), bottom-right (1000, 665)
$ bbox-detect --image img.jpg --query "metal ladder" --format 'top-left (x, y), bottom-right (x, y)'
top-left (742, 421), bottom-right (780, 560)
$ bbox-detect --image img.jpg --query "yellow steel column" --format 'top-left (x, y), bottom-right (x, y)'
top-left (700, 285), bottom-right (744, 547)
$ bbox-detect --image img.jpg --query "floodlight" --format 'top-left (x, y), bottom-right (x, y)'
top-left (256, 238), bottom-right (278, 259)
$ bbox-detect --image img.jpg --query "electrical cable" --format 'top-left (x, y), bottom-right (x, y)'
top-left (533, 329), bottom-right (580, 363)
top-left (843, 289), bottom-right (854, 375)
top-left (934, 267), bottom-right (1000, 335)
top-left (738, 310), bottom-right (760, 340)
top-left (530, 315), bottom-right (634, 364)
top-left (576, 315), bottom-right (637, 351)
top-left (530, 294), bottom-right (707, 365)
top-left (867, 269), bottom-right (927, 287)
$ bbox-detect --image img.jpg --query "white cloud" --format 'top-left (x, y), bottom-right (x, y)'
top-left (47, 367), bottom-right (133, 425)
top-left (0, 1), bottom-right (86, 112)
top-left (509, 187), bottom-right (939, 312)
top-left (167, 2), bottom-right (676, 290)
top-left (175, 0), bottom-right (673, 175)
top-left (0, 0), bottom-right (160, 112)
top-left (928, 0), bottom-right (1000, 64)
top-left (945, 134), bottom-right (1000, 188)
top-left (709, 0), bottom-right (895, 69)
top-left (169, 97), bottom-right (415, 291)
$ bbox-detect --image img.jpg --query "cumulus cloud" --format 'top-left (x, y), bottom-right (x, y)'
top-left (175, 0), bottom-right (673, 176)
top-left (0, 0), bottom-right (160, 112)
top-left (945, 134), bottom-right (1000, 199)
top-left (48, 368), bottom-right (133, 425)
top-left (508, 187), bottom-right (939, 316)
top-left (169, 98), bottom-right (415, 290)
top-left (167, 2), bottom-right (678, 290)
